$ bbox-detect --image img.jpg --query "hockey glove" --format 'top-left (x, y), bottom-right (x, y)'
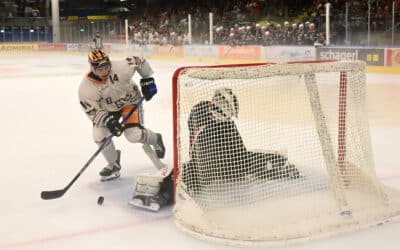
top-left (103, 114), bottom-right (124, 136)
top-left (140, 77), bottom-right (157, 101)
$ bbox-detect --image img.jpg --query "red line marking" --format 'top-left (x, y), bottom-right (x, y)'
top-left (0, 67), bottom-right (24, 74)
top-left (0, 215), bottom-right (170, 250)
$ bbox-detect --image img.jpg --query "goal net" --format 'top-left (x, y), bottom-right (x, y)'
top-left (172, 60), bottom-right (400, 246)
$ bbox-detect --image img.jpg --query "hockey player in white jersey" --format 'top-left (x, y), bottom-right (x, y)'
top-left (78, 50), bottom-right (165, 184)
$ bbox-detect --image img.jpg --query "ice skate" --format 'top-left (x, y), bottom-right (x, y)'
top-left (154, 133), bottom-right (165, 159)
top-left (100, 150), bottom-right (121, 181)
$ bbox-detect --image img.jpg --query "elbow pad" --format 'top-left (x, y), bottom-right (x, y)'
top-left (137, 59), bottom-right (154, 78)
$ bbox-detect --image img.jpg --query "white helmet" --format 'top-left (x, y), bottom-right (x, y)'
top-left (211, 88), bottom-right (239, 119)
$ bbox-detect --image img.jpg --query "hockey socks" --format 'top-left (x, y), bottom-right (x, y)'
top-left (100, 141), bottom-right (121, 181)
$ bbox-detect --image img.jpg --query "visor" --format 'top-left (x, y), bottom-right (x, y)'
top-left (91, 59), bottom-right (110, 68)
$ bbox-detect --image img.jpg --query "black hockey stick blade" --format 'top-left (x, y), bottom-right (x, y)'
top-left (41, 189), bottom-right (66, 200)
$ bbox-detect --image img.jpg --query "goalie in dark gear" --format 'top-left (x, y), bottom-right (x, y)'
top-left (182, 88), bottom-right (299, 194)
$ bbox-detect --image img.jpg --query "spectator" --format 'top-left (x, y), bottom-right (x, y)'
top-left (32, 5), bottom-right (40, 17)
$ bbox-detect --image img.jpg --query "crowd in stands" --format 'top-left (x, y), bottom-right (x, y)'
top-left (1, 0), bottom-right (399, 46)
top-left (0, 0), bottom-right (42, 18)
top-left (126, 0), bottom-right (399, 46)
top-left (129, 20), bottom-right (325, 46)
top-left (127, 0), bottom-right (326, 46)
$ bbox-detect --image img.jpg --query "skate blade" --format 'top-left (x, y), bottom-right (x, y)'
top-left (129, 199), bottom-right (160, 212)
top-left (100, 172), bottom-right (121, 182)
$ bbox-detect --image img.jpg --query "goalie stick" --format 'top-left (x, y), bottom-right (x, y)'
top-left (40, 97), bottom-right (145, 200)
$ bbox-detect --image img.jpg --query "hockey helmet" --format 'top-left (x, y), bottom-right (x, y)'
top-left (88, 49), bottom-right (110, 68)
top-left (211, 88), bottom-right (239, 119)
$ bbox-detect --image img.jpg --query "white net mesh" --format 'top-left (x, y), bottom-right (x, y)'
top-left (172, 61), bottom-right (400, 246)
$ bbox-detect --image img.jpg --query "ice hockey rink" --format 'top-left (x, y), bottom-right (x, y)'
top-left (0, 54), bottom-right (399, 250)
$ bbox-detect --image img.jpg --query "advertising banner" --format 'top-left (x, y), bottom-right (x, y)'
top-left (0, 43), bottom-right (38, 52)
top-left (218, 46), bottom-right (261, 60)
top-left (111, 43), bottom-right (131, 54)
top-left (184, 45), bottom-right (218, 58)
top-left (358, 49), bottom-right (385, 66)
top-left (38, 43), bottom-right (67, 51)
top-left (261, 46), bottom-right (315, 62)
top-left (316, 47), bottom-right (385, 66)
top-left (110, 44), bottom-right (155, 57)
top-left (386, 49), bottom-right (400, 67)
top-left (67, 43), bottom-right (80, 52)
top-left (66, 43), bottom-right (88, 52)
top-left (154, 45), bottom-right (184, 57)
top-left (131, 44), bottom-right (155, 57)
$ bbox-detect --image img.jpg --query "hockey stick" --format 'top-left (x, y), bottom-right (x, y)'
top-left (41, 97), bottom-right (145, 200)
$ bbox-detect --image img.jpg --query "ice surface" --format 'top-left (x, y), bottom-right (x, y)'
top-left (0, 54), bottom-right (399, 250)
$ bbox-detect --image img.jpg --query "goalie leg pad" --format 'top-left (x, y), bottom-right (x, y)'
top-left (129, 195), bottom-right (161, 212)
top-left (284, 163), bottom-right (300, 179)
top-left (130, 166), bottom-right (174, 211)
top-left (265, 162), bottom-right (300, 180)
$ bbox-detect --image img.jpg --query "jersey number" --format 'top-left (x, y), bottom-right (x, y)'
top-left (109, 74), bottom-right (119, 83)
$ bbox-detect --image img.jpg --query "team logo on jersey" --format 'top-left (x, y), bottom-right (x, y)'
top-left (105, 92), bottom-right (135, 108)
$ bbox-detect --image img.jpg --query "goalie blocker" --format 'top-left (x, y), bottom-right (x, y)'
top-left (129, 165), bottom-right (174, 212)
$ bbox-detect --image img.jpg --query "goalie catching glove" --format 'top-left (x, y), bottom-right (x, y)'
top-left (129, 165), bottom-right (174, 212)
top-left (140, 77), bottom-right (157, 101)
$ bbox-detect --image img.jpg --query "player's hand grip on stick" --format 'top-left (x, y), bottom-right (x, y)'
top-left (40, 97), bottom-right (146, 200)
top-left (103, 114), bottom-right (124, 136)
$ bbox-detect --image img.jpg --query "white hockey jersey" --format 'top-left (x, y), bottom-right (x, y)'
top-left (78, 57), bottom-right (151, 126)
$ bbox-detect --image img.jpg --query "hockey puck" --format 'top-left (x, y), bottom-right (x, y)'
top-left (97, 196), bottom-right (104, 205)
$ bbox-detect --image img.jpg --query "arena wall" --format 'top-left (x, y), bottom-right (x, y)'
top-left (0, 42), bottom-right (399, 74)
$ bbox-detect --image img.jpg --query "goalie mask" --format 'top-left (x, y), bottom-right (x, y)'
top-left (211, 88), bottom-right (239, 120)
top-left (88, 49), bottom-right (111, 80)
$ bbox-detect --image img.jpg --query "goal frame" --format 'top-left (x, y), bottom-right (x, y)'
top-left (171, 60), bottom-right (400, 246)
